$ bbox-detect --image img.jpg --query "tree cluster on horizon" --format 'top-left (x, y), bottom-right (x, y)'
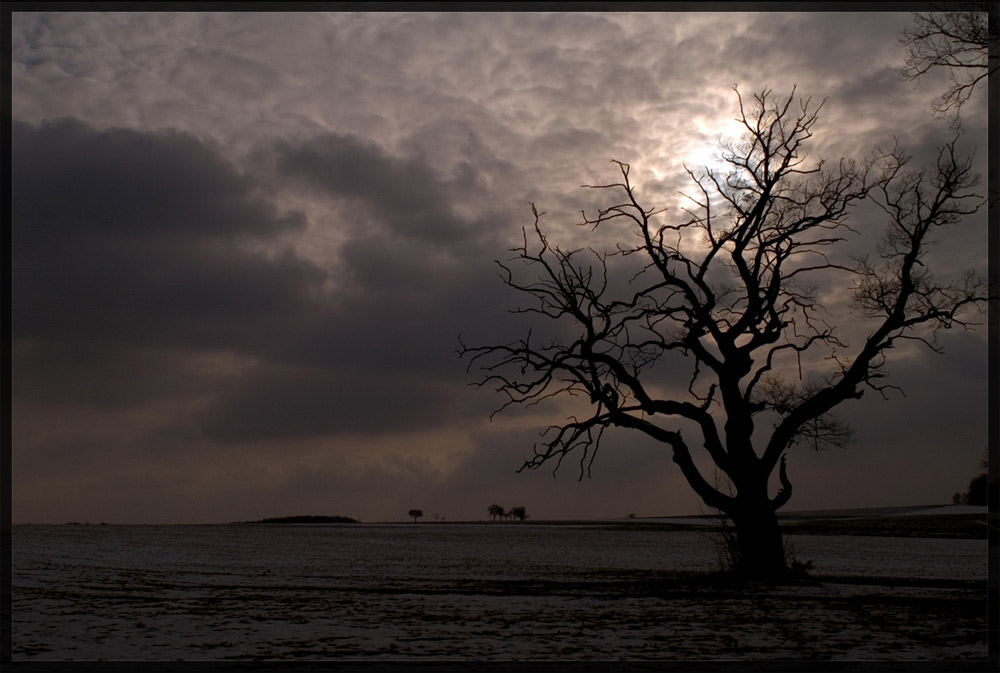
top-left (488, 504), bottom-right (528, 521)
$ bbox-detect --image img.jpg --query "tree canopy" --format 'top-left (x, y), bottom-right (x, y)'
top-left (900, 8), bottom-right (995, 123)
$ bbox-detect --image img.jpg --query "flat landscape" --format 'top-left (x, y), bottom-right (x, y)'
top-left (12, 506), bottom-right (991, 663)
top-left (644, 504), bottom-right (990, 539)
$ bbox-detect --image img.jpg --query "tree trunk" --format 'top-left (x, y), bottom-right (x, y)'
top-left (727, 504), bottom-right (789, 581)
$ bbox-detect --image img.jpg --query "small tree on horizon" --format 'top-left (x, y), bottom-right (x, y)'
top-left (488, 503), bottom-right (506, 521)
top-left (408, 509), bottom-right (423, 523)
top-left (461, 87), bottom-right (985, 581)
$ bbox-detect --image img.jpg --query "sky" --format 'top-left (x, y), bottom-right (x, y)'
top-left (9, 9), bottom-right (990, 524)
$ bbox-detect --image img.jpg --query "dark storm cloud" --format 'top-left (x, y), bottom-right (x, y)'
top-left (13, 116), bottom-right (520, 443)
top-left (12, 119), bottom-right (299, 237)
top-left (196, 133), bottom-right (531, 440)
top-left (12, 119), bottom-right (318, 350)
top-left (242, 131), bottom-right (530, 370)
top-left (268, 132), bottom-right (482, 243)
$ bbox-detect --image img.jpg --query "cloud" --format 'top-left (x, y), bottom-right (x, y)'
top-left (267, 132), bottom-right (479, 244)
top-left (12, 117), bottom-right (519, 450)
top-left (12, 119), bottom-right (316, 348)
top-left (199, 365), bottom-right (485, 443)
top-left (9, 11), bottom-right (989, 523)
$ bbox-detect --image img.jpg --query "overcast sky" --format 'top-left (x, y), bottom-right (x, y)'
top-left (10, 9), bottom-right (990, 524)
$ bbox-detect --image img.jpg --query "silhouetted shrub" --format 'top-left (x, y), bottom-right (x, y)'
top-left (966, 473), bottom-right (986, 506)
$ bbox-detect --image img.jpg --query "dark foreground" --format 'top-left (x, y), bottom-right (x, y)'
top-left (12, 521), bottom-right (990, 662)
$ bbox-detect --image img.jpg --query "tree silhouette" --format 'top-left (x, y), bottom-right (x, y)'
top-left (956, 450), bottom-right (989, 506)
top-left (965, 473), bottom-right (987, 506)
top-left (509, 505), bottom-right (527, 521)
top-left (488, 503), bottom-right (506, 521)
top-left (461, 87), bottom-right (985, 580)
top-left (900, 7), bottom-right (995, 125)
top-left (408, 509), bottom-right (423, 523)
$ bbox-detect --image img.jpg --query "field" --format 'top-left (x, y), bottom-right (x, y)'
top-left (11, 507), bottom-right (992, 663)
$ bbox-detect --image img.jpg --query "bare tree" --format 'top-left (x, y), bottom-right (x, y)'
top-left (488, 503), bottom-right (505, 521)
top-left (900, 7), bottom-right (996, 124)
top-left (461, 88), bottom-right (985, 580)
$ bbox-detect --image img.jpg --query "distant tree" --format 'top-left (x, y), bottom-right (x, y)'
top-left (462, 87), bottom-right (985, 581)
top-left (900, 7), bottom-right (995, 124)
top-left (408, 509), bottom-right (423, 523)
top-left (966, 473), bottom-right (986, 506)
top-left (509, 505), bottom-right (527, 521)
top-left (956, 450), bottom-right (989, 505)
top-left (488, 503), bottom-right (506, 521)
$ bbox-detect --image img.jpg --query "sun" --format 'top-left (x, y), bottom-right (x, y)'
top-left (686, 142), bottom-right (725, 175)
top-left (686, 116), bottom-right (745, 175)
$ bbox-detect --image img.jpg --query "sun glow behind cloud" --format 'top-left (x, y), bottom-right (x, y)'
top-left (685, 115), bottom-right (746, 175)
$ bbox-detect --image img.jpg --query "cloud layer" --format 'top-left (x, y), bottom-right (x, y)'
top-left (11, 10), bottom-right (989, 523)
